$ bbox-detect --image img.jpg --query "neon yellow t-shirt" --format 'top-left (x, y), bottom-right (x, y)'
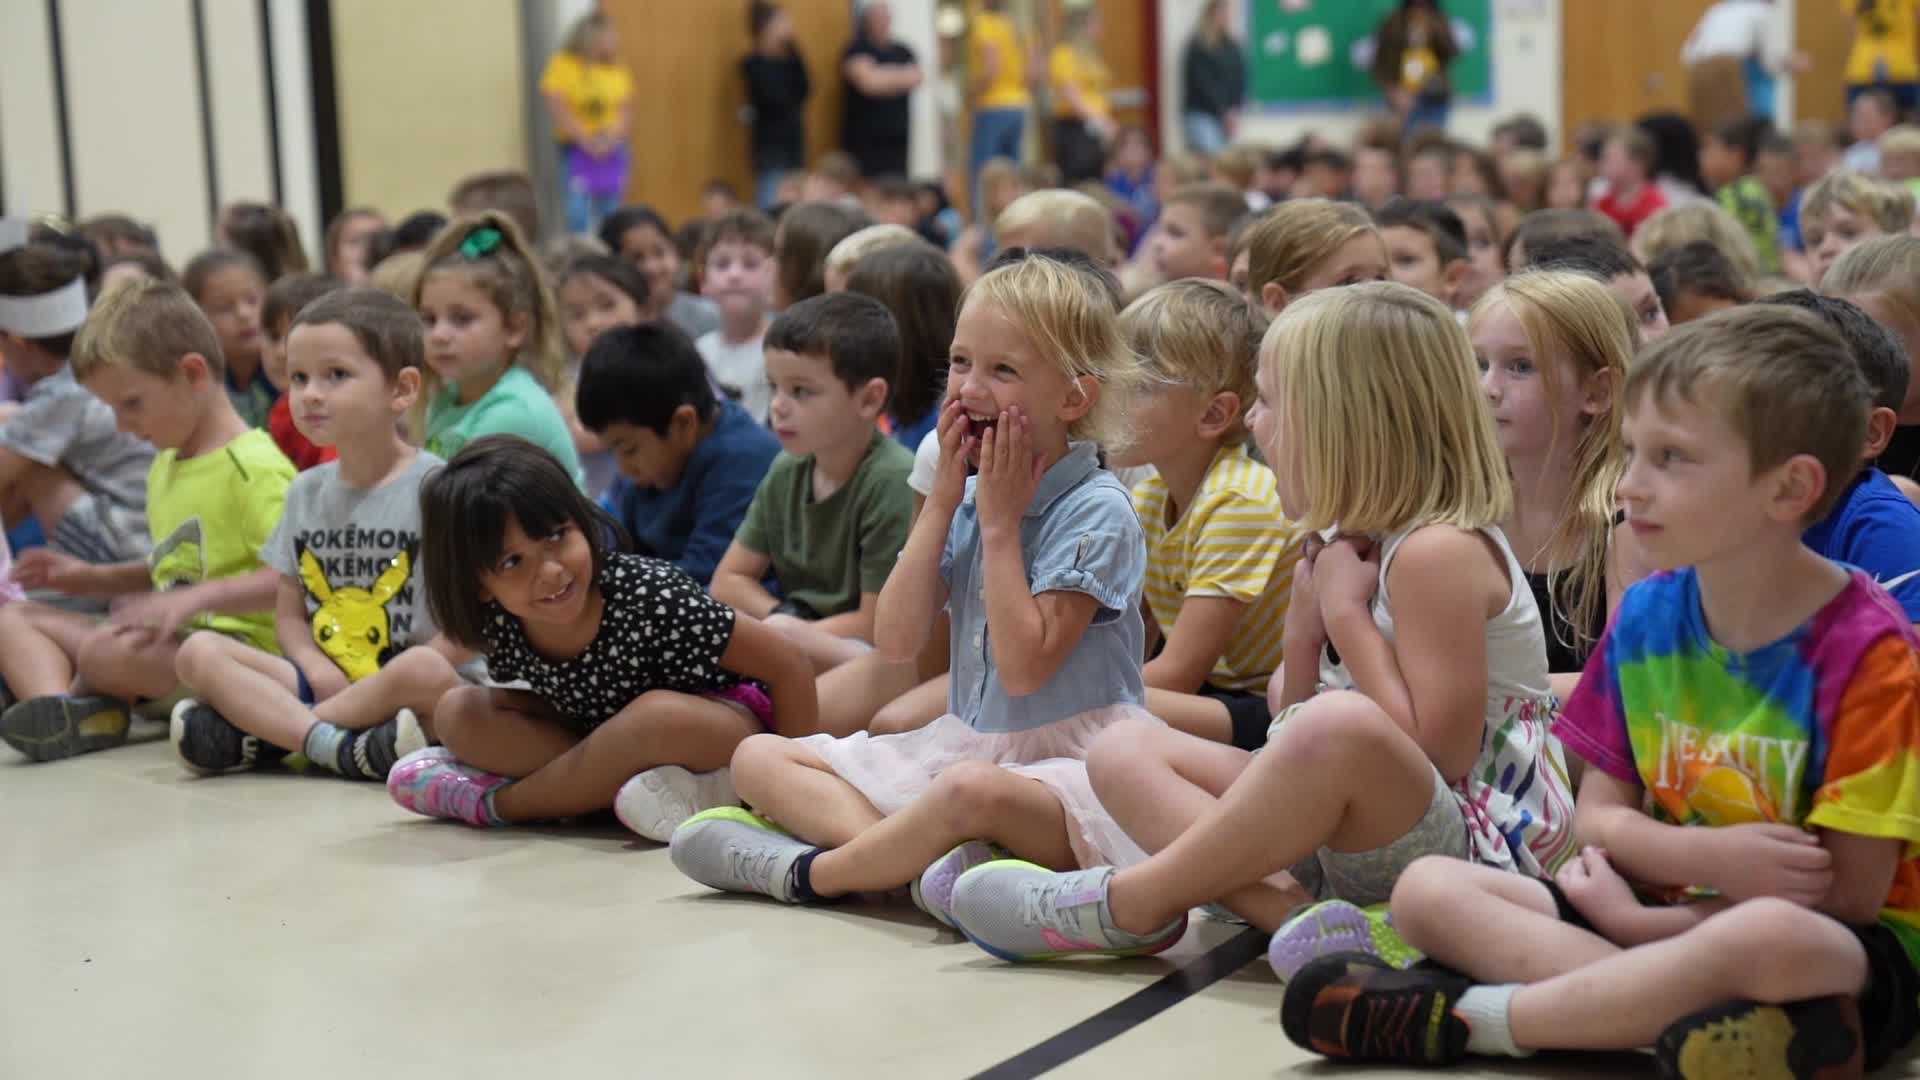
top-left (1049, 44), bottom-right (1111, 119)
top-left (1131, 442), bottom-right (1305, 693)
top-left (1847, 0), bottom-right (1920, 84)
top-left (539, 52), bottom-right (634, 142)
top-left (971, 12), bottom-right (1030, 110)
top-left (146, 427), bottom-right (296, 653)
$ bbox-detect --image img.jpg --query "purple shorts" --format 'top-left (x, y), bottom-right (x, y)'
top-left (708, 683), bottom-right (774, 732)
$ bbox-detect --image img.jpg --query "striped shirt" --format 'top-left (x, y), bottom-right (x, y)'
top-left (1132, 441), bottom-right (1304, 692)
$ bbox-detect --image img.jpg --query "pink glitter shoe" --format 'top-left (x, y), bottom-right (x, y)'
top-left (387, 746), bottom-right (509, 827)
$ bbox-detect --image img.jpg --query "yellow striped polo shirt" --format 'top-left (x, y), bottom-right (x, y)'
top-left (1131, 441), bottom-right (1305, 693)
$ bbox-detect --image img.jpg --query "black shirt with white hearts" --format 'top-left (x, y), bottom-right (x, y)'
top-left (483, 552), bottom-right (763, 732)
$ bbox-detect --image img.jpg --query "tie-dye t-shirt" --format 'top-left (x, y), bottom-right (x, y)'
top-left (1557, 568), bottom-right (1920, 964)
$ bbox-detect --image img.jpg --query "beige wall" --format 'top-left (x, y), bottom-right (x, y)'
top-left (331, 0), bottom-right (527, 220)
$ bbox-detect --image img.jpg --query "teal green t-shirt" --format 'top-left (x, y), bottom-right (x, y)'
top-left (424, 366), bottom-right (584, 489)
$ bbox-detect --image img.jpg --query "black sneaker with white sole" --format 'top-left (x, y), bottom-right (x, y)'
top-left (1, 694), bottom-right (132, 762)
top-left (170, 699), bottom-right (289, 775)
top-left (335, 709), bottom-right (427, 781)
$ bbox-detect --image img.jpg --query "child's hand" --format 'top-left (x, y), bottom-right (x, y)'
top-left (1703, 822), bottom-right (1833, 906)
top-left (1555, 845), bottom-right (1642, 935)
top-left (108, 589), bottom-right (199, 644)
top-left (1283, 545), bottom-right (1328, 652)
top-left (929, 398), bottom-right (974, 514)
top-left (13, 549), bottom-right (93, 593)
top-left (973, 408), bottom-right (1043, 536)
top-left (1312, 534), bottom-right (1379, 621)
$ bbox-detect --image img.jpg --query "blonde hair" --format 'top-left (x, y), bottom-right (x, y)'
top-left (1246, 198), bottom-right (1378, 298)
top-left (1165, 181), bottom-right (1249, 240)
top-left (1120, 279), bottom-right (1265, 438)
top-left (1161, 152), bottom-right (1211, 184)
top-left (994, 190), bottom-right (1119, 266)
top-left (411, 211), bottom-right (567, 425)
top-left (825, 224), bottom-right (923, 280)
top-left (1823, 233), bottom-right (1920, 339)
top-left (1212, 144), bottom-right (1266, 189)
top-left (1879, 124), bottom-right (1920, 158)
top-left (72, 279), bottom-right (225, 380)
top-left (368, 250), bottom-right (426, 300)
top-left (1631, 203), bottom-right (1761, 283)
top-left (1264, 282), bottom-right (1510, 534)
top-left (1802, 169), bottom-right (1917, 243)
top-left (964, 254), bottom-right (1148, 452)
top-left (1470, 271), bottom-right (1633, 658)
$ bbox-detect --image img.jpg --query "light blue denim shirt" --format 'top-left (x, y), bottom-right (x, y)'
top-left (940, 442), bottom-right (1147, 733)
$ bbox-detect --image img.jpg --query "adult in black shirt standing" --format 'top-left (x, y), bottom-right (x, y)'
top-left (842, 1), bottom-right (923, 181)
top-left (1181, 0), bottom-right (1246, 157)
top-left (742, 2), bottom-right (811, 210)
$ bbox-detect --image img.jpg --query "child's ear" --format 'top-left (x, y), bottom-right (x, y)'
top-left (1771, 453), bottom-right (1832, 524)
top-left (391, 366), bottom-right (423, 411)
top-left (1208, 236), bottom-right (1229, 280)
top-left (669, 403), bottom-right (701, 448)
top-left (1579, 364), bottom-right (1618, 420)
top-left (1865, 405), bottom-right (1899, 460)
top-left (1061, 376), bottom-right (1099, 423)
top-left (1198, 390), bottom-right (1241, 439)
top-left (1441, 258), bottom-right (1472, 307)
top-left (502, 310), bottom-right (530, 352)
top-left (857, 376), bottom-right (890, 420)
top-left (1260, 282), bottom-right (1290, 316)
top-left (180, 352), bottom-right (212, 386)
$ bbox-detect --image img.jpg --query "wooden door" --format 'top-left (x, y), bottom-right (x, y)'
top-left (1795, 0), bottom-right (1854, 126)
top-left (1561, 0), bottom-right (1717, 138)
top-left (601, 0), bottom-right (852, 227)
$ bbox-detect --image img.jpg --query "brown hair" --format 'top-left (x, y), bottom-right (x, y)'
top-left (324, 207), bottom-right (385, 277)
top-left (1245, 198), bottom-right (1378, 297)
top-left (844, 243), bottom-right (962, 427)
top-left (449, 170), bottom-right (542, 247)
top-left (413, 211), bottom-right (567, 398)
top-left (263, 272), bottom-right (346, 336)
top-left (72, 279), bottom-right (226, 380)
top-left (292, 287), bottom-right (426, 380)
top-left (775, 201), bottom-right (869, 307)
top-left (218, 201), bottom-right (309, 281)
top-left (1625, 305), bottom-right (1868, 522)
top-left (1165, 181), bottom-right (1250, 240)
top-left (697, 208), bottom-right (777, 266)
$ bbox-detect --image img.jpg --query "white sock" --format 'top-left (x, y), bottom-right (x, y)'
top-left (1458, 985), bottom-right (1531, 1058)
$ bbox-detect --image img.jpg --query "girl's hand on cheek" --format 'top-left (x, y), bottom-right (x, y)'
top-left (973, 408), bottom-right (1043, 535)
top-left (930, 398), bottom-right (974, 513)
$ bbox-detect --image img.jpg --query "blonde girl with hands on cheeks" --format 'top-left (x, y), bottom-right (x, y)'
top-left (949, 282), bottom-right (1573, 965)
top-left (668, 254), bottom-right (1168, 939)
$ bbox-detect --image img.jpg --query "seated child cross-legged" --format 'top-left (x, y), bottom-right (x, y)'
top-left (172, 289), bottom-right (453, 779)
top-left (385, 436), bottom-right (819, 842)
top-left (0, 281), bottom-right (294, 760)
top-left (668, 253), bottom-right (1164, 934)
top-left (948, 282), bottom-right (1574, 961)
top-left (579, 323), bottom-right (779, 588)
top-left (1285, 306), bottom-right (1920, 1076)
top-left (710, 291), bottom-right (915, 675)
top-left (1105, 279), bottom-right (1304, 750)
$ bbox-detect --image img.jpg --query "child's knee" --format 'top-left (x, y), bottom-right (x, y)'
top-left (729, 731), bottom-right (793, 793)
top-left (1702, 898), bottom-right (1865, 1001)
top-left (174, 631), bottom-right (233, 687)
top-left (1390, 855), bottom-right (1480, 945)
top-left (385, 646), bottom-right (457, 697)
top-left (925, 759), bottom-right (1022, 835)
top-left (1263, 690), bottom-right (1393, 767)
top-left (1085, 716), bottom-right (1163, 791)
top-left (430, 686), bottom-right (491, 744)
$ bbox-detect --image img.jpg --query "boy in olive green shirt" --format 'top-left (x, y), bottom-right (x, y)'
top-left (711, 292), bottom-right (914, 674)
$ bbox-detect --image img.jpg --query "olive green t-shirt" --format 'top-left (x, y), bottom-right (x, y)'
top-left (736, 429), bottom-right (914, 618)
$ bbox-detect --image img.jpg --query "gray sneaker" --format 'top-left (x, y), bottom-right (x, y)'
top-left (949, 861), bottom-right (1187, 962)
top-left (668, 807), bottom-right (810, 902)
top-left (615, 765), bottom-right (739, 843)
top-left (911, 840), bottom-right (1002, 928)
top-left (2, 694), bottom-right (132, 762)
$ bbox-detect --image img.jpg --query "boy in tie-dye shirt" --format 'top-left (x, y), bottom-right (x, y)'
top-left (1279, 306), bottom-right (1920, 1077)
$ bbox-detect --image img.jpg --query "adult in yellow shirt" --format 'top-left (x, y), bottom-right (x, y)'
top-left (540, 13), bottom-right (633, 234)
top-left (969, 0), bottom-right (1034, 207)
top-left (1048, 6), bottom-right (1115, 184)
top-left (1846, 0), bottom-right (1920, 112)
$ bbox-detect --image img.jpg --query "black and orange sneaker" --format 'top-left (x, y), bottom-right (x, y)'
top-left (1281, 952), bottom-right (1473, 1066)
top-left (1655, 996), bottom-right (1864, 1080)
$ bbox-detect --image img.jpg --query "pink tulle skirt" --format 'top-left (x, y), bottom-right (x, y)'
top-left (795, 705), bottom-right (1157, 869)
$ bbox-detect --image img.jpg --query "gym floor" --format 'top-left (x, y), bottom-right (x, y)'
top-left (2, 725), bottom-right (1903, 1079)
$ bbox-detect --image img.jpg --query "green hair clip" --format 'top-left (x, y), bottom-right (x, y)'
top-left (459, 226), bottom-right (503, 259)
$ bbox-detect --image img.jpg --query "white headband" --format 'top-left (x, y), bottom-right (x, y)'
top-left (0, 277), bottom-right (88, 338)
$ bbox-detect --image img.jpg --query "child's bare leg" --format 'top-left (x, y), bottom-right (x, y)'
top-left (7, 462), bottom-right (83, 534)
top-left (813, 650), bottom-right (924, 737)
top-left (808, 763), bottom-right (1078, 895)
top-left (1144, 688), bottom-right (1233, 744)
top-left (1391, 856), bottom-right (1620, 984)
top-left (1506, 898), bottom-right (1867, 1051)
top-left (731, 732), bottom-right (886, 845)
top-left (74, 624), bottom-right (182, 701)
top-left (175, 632), bottom-right (309, 749)
top-left (312, 646), bottom-right (462, 733)
top-left (0, 602), bottom-right (94, 697)
top-left (486, 690), bottom-right (758, 822)
top-left (433, 686), bottom-right (579, 778)
top-left (1103, 691), bottom-right (1443, 935)
top-left (869, 673), bottom-right (949, 735)
top-left (765, 615), bottom-right (870, 673)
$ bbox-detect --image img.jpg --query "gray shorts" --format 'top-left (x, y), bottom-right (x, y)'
top-left (1286, 763), bottom-right (1467, 906)
top-left (50, 494), bottom-right (146, 565)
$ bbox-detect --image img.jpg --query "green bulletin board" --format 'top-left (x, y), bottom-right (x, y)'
top-left (1247, 0), bottom-right (1493, 110)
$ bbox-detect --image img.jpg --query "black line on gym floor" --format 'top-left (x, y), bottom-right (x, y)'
top-left (968, 928), bottom-right (1268, 1080)
top-left (45, 0), bottom-right (76, 219)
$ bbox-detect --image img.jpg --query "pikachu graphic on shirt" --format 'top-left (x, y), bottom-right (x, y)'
top-left (297, 542), bottom-right (414, 682)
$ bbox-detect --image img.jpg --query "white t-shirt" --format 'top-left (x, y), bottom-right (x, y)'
top-left (696, 331), bottom-right (770, 425)
top-left (1681, 1), bottom-right (1786, 70)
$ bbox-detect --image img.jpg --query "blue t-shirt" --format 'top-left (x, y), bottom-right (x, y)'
top-left (1804, 468), bottom-right (1920, 620)
top-left (891, 408), bottom-right (939, 454)
top-left (609, 400), bottom-right (780, 587)
top-left (1779, 188), bottom-right (1804, 252)
top-left (940, 441), bottom-right (1147, 733)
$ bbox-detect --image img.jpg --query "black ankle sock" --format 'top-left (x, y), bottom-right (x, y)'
top-left (789, 847), bottom-right (828, 903)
